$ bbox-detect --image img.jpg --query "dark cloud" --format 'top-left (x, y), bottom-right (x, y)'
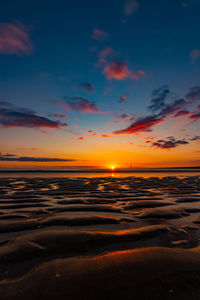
top-left (0, 153), bottom-right (75, 162)
top-left (118, 95), bottom-right (127, 103)
top-left (57, 97), bottom-right (108, 114)
top-left (188, 104), bottom-right (200, 120)
top-left (186, 87), bottom-right (200, 101)
top-left (148, 135), bottom-right (200, 150)
top-left (159, 98), bottom-right (187, 118)
top-left (189, 112), bottom-right (200, 120)
top-left (79, 83), bottom-right (94, 93)
top-left (189, 136), bottom-right (200, 141)
top-left (151, 137), bottom-right (189, 149)
top-left (0, 102), bottom-right (67, 129)
top-left (148, 85), bottom-right (170, 113)
top-left (172, 110), bottom-right (191, 118)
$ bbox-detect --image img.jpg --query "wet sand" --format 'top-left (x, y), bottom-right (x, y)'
top-left (0, 176), bottom-right (200, 299)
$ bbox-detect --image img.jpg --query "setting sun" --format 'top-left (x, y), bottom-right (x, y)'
top-left (110, 165), bottom-right (115, 170)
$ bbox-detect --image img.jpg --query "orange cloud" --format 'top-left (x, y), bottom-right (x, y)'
top-left (103, 62), bottom-right (145, 81)
top-left (101, 134), bottom-right (110, 138)
top-left (113, 115), bottom-right (165, 135)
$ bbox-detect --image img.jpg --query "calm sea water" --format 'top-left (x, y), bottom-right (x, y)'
top-left (0, 169), bottom-right (200, 178)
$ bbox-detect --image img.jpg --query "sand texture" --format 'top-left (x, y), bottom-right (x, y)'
top-left (0, 176), bottom-right (200, 299)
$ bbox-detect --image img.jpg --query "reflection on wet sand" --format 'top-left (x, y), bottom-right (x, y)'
top-left (0, 175), bottom-right (200, 299)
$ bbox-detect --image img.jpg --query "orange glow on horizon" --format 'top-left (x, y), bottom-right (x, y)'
top-left (110, 165), bottom-right (116, 170)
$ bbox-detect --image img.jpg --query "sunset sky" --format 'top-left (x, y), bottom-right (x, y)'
top-left (0, 0), bottom-right (200, 169)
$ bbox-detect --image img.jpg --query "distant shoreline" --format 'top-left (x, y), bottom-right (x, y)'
top-left (0, 167), bottom-right (200, 173)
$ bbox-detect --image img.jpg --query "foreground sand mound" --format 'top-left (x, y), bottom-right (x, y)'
top-left (1, 246), bottom-right (200, 299)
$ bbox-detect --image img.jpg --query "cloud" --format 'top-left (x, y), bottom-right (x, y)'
top-left (113, 115), bottom-right (164, 135)
top-left (147, 135), bottom-right (200, 150)
top-left (103, 62), bottom-right (145, 81)
top-left (151, 137), bottom-right (189, 149)
top-left (71, 131), bottom-right (110, 140)
top-left (0, 21), bottom-right (33, 55)
top-left (190, 49), bottom-right (200, 63)
top-left (189, 112), bottom-right (200, 120)
top-left (124, 0), bottom-right (139, 16)
top-left (187, 104), bottom-right (200, 121)
top-left (118, 95), bottom-right (127, 103)
top-left (112, 85), bottom-right (200, 136)
top-left (181, 1), bottom-right (189, 8)
top-left (97, 47), bottom-right (113, 65)
top-left (57, 97), bottom-right (108, 114)
top-left (0, 102), bottom-right (67, 129)
top-left (77, 132), bottom-right (97, 141)
top-left (0, 153), bottom-right (75, 162)
top-left (114, 113), bottom-right (136, 123)
top-left (79, 82), bottom-right (94, 93)
top-left (148, 86), bottom-right (189, 119)
top-left (101, 134), bottom-right (110, 138)
top-left (172, 110), bottom-right (191, 118)
top-left (148, 85), bottom-right (170, 112)
top-left (54, 113), bottom-right (68, 118)
top-left (186, 87), bottom-right (200, 101)
top-left (91, 28), bottom-right (109, 41)
top-left (190, 136), bottom-right (200, 141)
top-left (159, 98), bottom-right (187, 118)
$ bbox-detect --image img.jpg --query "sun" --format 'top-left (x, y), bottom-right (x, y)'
top-left (110, 165), bottom-right (115, 170)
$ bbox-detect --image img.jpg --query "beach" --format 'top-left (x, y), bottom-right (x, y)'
top-left (0, 174), bottom-right (200, 299)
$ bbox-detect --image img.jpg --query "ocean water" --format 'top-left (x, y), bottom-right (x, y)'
top-left (0, 168), bottom-right (200, 178)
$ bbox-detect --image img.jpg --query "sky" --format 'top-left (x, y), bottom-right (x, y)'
top-left (0, 0), bottom-right (200, 169)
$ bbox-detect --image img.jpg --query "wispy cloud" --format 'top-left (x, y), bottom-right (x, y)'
top-left (159, 98), bottom-right (187, 118)
top-left (124, 0), bottom-right (139, 16)
top-left (148, 85), bottom-right (170, 112)
top-left (0, 102), bottom-right (67, 129)
top-left (78, 82), bottom-right (94, 93)
top-left (57, 97), bottom-right (108, 114)
top-left (114, 113), bottom-right (136, 123)
top-left (181, 1), bottom-right (189, 8)
top-left (54, 113), bottom-right (68, 118)
top-left (0, 21), bottom-right (33, 55)
top-left (97, 47), bottom-right (113, 65)
top-left (0, 153), bottom-right (75, 162)
top-left (118, 95), bottom-right (127, 103)
top-left (186, 87), bottom-right (200, 101)
top-left (103, 62), bottom-right (145, 81)
top-left (172, 110), bottom-right (191, 118)
top-left (71, 131), bottom-right (111, 141)
top-left (91, 28), bottom-right (109, 41)
top-left (189, 105), bottom-right (200, 120)
top-left (190, 49), bottom-right (200, 63)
